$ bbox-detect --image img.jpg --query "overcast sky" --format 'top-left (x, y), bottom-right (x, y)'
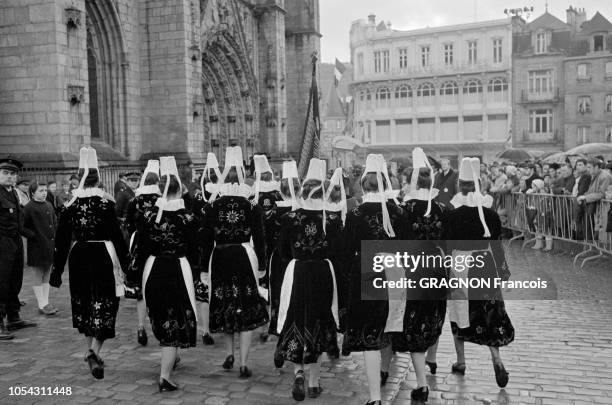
top-left (320, 0), bottom-right (612, 63)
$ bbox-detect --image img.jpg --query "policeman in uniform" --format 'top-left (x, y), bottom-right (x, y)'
top-left (0, 158), bottom-right (37, 340)
top-left (115, 171), bottom-right (139, 242)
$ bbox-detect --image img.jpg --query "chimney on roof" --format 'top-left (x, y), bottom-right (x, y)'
top-left (368, 14), bottom-right (376, 24)
top-left (567, 6), bottom-right (587, 31)
top-left (576, 8), bottom-right (587, 29)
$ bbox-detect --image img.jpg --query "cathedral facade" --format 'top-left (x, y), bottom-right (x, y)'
top-left (0, 0), bottom-right (320, 167)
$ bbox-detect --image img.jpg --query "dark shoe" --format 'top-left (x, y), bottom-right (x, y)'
top-left (292, 371), bottom-right (305, 401)
top-left (411, 386), bottom-right (429, 401)
top-left (202, 333), bottom-right (214, 345)
top-left (86, 350), bottom-right (104, 380)
top-left (380, 371), bottom-right (389, 386)
top-left (451, 362), bottom-right (466, 375)
top-left (158, 378), bottom-right (178, 392)
top-left (341, 348), bottom-right (351, 357)
top-left (239, 366), bottom-right (252, 378)
top-left (137, 327), bottom-right (147, 346)
top-left (222, 354), bottom-right (234, 370)
top-left (308, 385), bottom-right (323, 398)
top-left (0, 319), bottom-right (14, 340)
top-left (273, 350), bottom-right (285, 368)
top-left (494, 363), bottom-right (509, 388)
top-left (426, 361), bottom-right (437, 375)
top-left (365, 401), bottom-right (382, 405)
top-left (38, 305), bottom-right (58, 316)
top-left (6, 317), bottom-right (37, 331)
top-left (327, 346), bottom-right (340, 360)
top-left (259, 332), bottom-right (269, 343)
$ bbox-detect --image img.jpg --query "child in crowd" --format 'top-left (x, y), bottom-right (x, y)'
top-left (526, 179), bottom-right (553, 251)
top-left (23, 181), bottom-right (58, 315)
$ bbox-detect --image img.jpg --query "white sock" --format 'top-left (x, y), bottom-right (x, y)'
top-left (42, 283), bottom-right (50, 307)
top-left (32, 285), bottom-right (45, 309)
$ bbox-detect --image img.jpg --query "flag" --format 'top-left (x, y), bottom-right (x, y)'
top-left (297, 52), bottom-right (322, 178)
top-left (334, 58), bottom-right (346, 87)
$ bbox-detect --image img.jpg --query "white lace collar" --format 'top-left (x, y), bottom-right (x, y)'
top-left (255, 181), bottom-right (280, 193)
top-left (219, 183), bottom-right (252, 198)
top-left (71, 187), bottom-right (114, 202)
top-left (155, 197), bottom-right (185, 212)
top-left (326, 201), bottom-right (346, 212)
top-left (277, 199), bottom-right (297, 208)
top-left (299, 198), bottom-right (326, 211)
top-left (135, 185), bottom-right (161, 197)
top-left (205, 182), bottom-right (219, 193)
top-left (450, 192), bottom-right (493, 209)
top-left (403, 188), bottom-right (440, 202)
top-left (385, 189), bottom-right (400, 200)
top-left (362, 192), bottom-right (385, 203)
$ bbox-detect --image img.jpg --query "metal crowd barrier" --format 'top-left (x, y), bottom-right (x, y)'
top-left (496, 191), bottom-right (612, 269)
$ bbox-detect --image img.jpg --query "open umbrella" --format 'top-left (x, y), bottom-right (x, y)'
top-left (541, 151), bottom-right (585, 164)
top-left (566, 143), bottom-right (612, 156)
top-left (496, 148), bottom-right (535, 162)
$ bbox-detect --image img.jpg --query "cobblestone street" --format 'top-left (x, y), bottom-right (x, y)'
top-left (1, 245), bottom-right (612, 405)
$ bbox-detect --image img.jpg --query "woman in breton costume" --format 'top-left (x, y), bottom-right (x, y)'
top-left (134, 156), bottom-right (201, 392)
top-left (191, 152), bottom-right (222, 346)
top-left (125, 159), bottom-right (160, 347)
top-left (275, 158), bottom-right (343, 401)
top-left (268, 160), bottom-right (301, 368)
top-left (385, 148), bottom-right (447, 402)
top-left (324, 167), bottom-right (348, 360)
top-left (251, 154), bottom-right (282, 343)
top-left (201, 146), bottom-right (269, 378)
top-left (443, 157), bottom-right (514, 388)
top-left (50, 147), bottom-right (128, 380)
top-left (342, 154), bottom-right (407, 405)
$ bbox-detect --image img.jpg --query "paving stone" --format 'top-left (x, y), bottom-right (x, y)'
top-left (1, 246), bottom-right (611, 404)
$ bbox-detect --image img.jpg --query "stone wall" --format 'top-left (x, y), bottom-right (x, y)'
top-left (0, 0), bottom-right (319, 167)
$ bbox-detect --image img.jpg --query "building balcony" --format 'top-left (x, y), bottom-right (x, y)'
top-left (520, 88), bottom-right (560, 104)
top-left (520, 129), bottom-right (559, 144)
top-left (354, 59), bottom-right (507, 82)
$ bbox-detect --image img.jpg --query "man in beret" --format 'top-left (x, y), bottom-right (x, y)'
top-left (15, 178), bottom-right (30, 207)
top-left (0, 158), bottom-right (37, 339)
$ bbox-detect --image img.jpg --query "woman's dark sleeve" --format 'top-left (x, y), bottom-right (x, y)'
top-left (126, 211), bottom-right (153, 286)
top-left (106, 201), bottom-right (129, 271)
top-left (21, 204), bottom-right (36, 239)
top-left (277, 213), bottom-right (293, 263)
top-left (125, 198), bottom-right (138, 236)
top-left (50, 206), bottom-right (72, 287)
top-left (200, 203), bottom-right (215, 275)
top-left (251, 204), bottom-right (267, 276)
top-left (186, 214), bottom-right (202, 279)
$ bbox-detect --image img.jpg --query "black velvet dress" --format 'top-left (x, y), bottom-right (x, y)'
top-left (443, 204), bottom-right (515, 347)
top-left (51, 190), bottom-right (127, 341)
top-left (191, 189), bottom-right (211, 303)
top-left (275, 208), bottom-right (344, 364)
top-left (125, 192), bottom-right (159, 299)
top-left (202, 194), bottom-right (269, 333)
top-left (267, 202), bottom-right (293, 336)
top-left (390, 198), bottom-right (447, 353)
top-left (252, 189), bottom-right (283, 289)
top-left (341, 201), bottom-right (407, 353)
top-left (133, 206), bottom-right (201, 348)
